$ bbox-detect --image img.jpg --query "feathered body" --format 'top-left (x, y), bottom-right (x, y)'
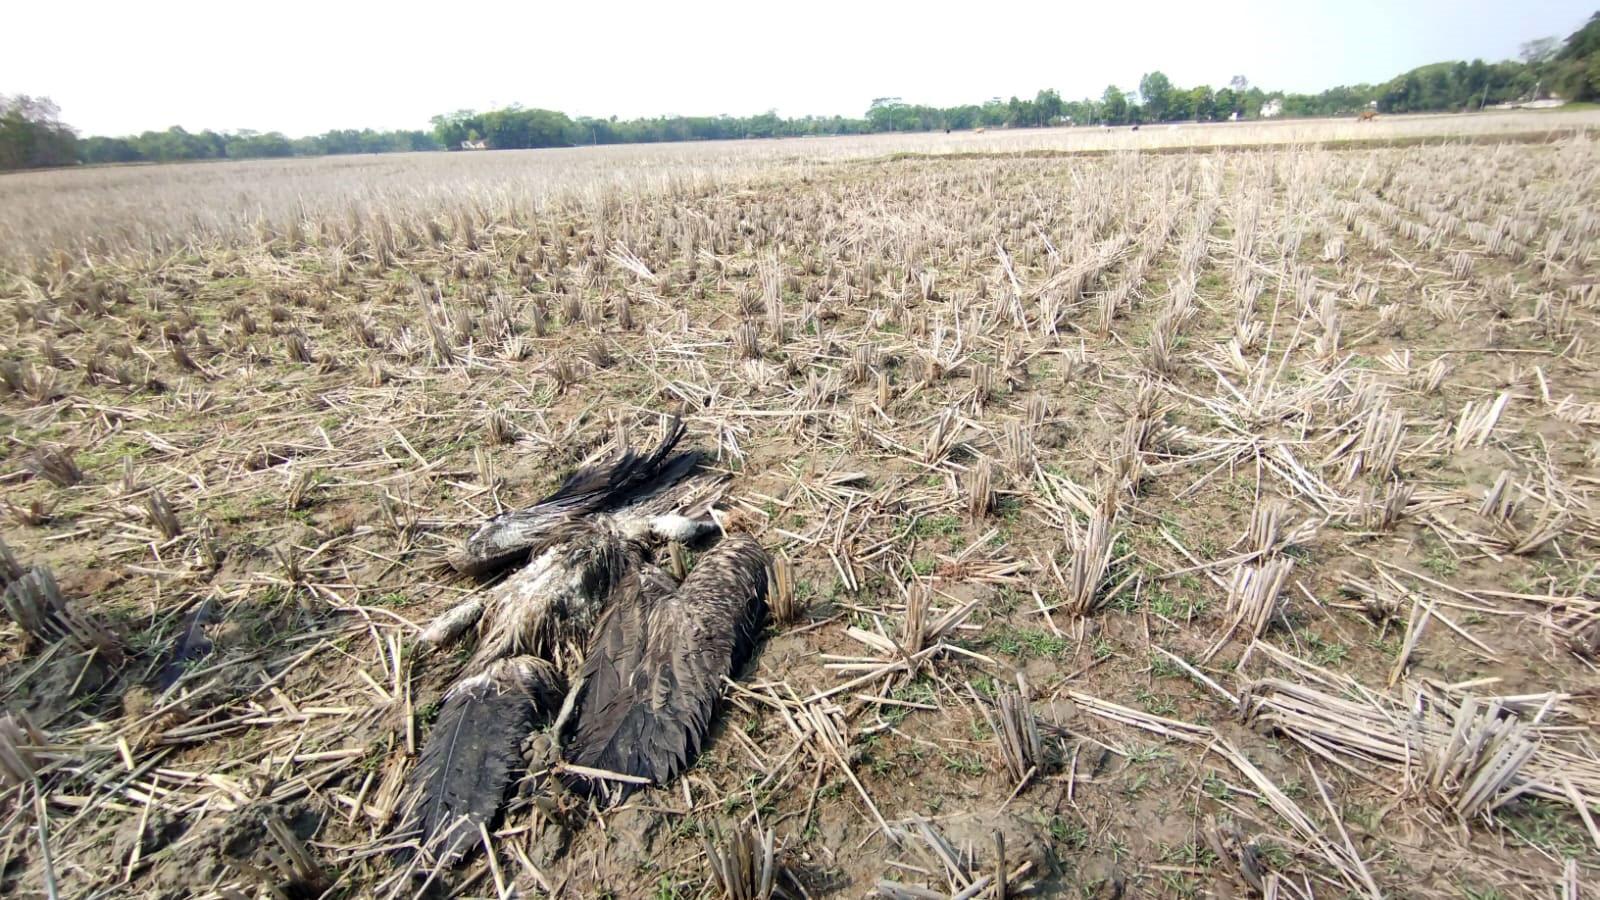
top-left (562, 533), bottom-right (770, 801)
top-left (419, 415), bottom-right (725, 660)
top-left (157, 598), bottom-right (215, 690)
top-left (465, 516), bottom-right (642, 674)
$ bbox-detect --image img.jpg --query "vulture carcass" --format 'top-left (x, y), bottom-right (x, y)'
top-left (400, 418), bottom-right (768, 864)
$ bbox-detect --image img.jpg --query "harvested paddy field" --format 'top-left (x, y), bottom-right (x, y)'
top-left (1, 128), bottom-right (1598, 898)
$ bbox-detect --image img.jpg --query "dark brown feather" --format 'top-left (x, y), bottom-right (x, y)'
top-left (156, 598), bottom-right (215, 690)
top-left (451, 416), bottom-right (695, 576)
top-left (401, 657), bottom-right (565, 864)
top-left (561, 534), bottom-right (769, 803)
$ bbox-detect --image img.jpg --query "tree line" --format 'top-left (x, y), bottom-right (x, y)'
top-left (0, 100), bottom-right (440, 170)
top-left (426, 13), bottom-right (1596, 149)
top-left (3, 12), bottom-right (1596, 170)
top-left (76, 126), bottom-right (441, 164)
top-left (854, 15), bottom-right (1598, 130)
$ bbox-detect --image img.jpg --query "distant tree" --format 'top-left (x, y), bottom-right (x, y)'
top-left (979, 98), bottom-right (1009, 127)
top-left (1214, 86), bottom-right (1240, 119)
top-left (867, 97), bottom-right (910, 131)
top-left (945, 104), bottom-right (980, 129)
top-left (1559, 12), bottom-right (1600, 59)
top-left (1423, 65), bottom-right (1453, 107)
top-left (1520, 36), bottom-right (1560, 64)
top-left (0, 94), bottom-right (78, 170)
top-left (1100, 85), bottom-right (1129, 124)
top-left (430, 111), bottom-right (477, 148)
top-left (1241, 86), bottom-right (1267, 118)
top-left (1464, 58), bottom-right (1491, 104)
top-left (47, 9), bottom-right (1600, 168)
top-left (225, 130), bottom-right (293, 158)
top-left (79, 135), bottom-right (140, 164)
top-left (1553, 12), bottom-right (1600, 100)
top-left (1586, 54), bottom-right (1600, 99)
top-left (1034, 89), bottom-right (1064, 125)
top-left (474, 107), bottom-right (573, 148)
top-left (1005, 96), bottom-right (1032, 127)
top-left (1138, 71), bottom-right (1175, 121)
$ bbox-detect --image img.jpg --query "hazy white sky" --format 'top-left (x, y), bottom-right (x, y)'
top-left (4, 0), bottom-right (1593, 136)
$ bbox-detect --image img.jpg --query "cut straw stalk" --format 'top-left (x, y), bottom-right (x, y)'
top-left (1202, 558), bottom-right (1292, 661)
top-left (705, 823), bottom-right (778, 900)
top-left (1060, 504), bottom-right (1117, 616)
top-left (1242, 673), bottom-right (1600, 815)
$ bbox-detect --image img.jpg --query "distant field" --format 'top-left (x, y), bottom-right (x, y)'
top-left (2, 108), bottom-right (1597, 264)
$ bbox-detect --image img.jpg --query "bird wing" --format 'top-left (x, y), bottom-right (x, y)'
top-left (401, 656), bottom-right (565, 865)
top-left (611, 464), bottom-right (728, 522)
top-left (451, 415), bottom-right (696, 576)
top-left (561, 534), bottom-right (768, 802)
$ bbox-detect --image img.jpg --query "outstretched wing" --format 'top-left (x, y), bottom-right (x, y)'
top-left (401, 657), bottom-right (566, 865)
top-left (451, 416), bottom-right (696, 576)
top-left (561, 534), bottom-right (768, 803)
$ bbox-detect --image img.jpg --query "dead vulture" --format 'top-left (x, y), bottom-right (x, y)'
top-left (400, 421), bottom-right (768, 865)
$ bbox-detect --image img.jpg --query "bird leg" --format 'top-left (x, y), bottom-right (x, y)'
top-left (417, 596), bottom-right (484, 651)
top-left (522, 731), bottom-right (560, 773)
top-left (549, 678), bottom-right (583, 743)
top-left (509, 750), bottom-right (572, 871)
top-left (639, 513), bottom-right (718, 543)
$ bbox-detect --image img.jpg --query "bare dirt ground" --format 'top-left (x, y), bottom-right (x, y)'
top-left (1, 133), bottom-right (1598, 898)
